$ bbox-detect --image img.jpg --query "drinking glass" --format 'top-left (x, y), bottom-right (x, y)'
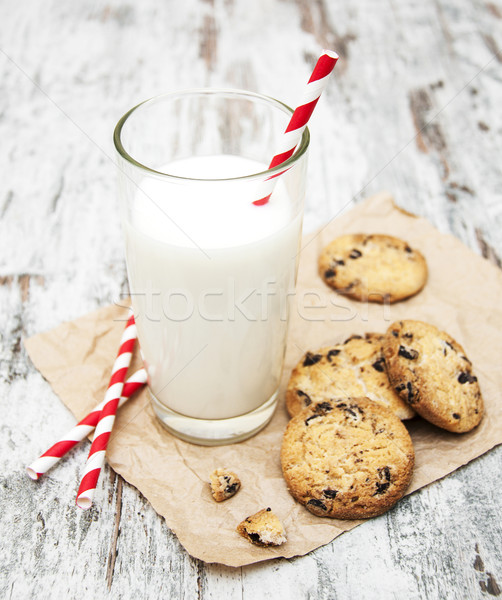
top-left (114, 89), bottom-right (309, 445)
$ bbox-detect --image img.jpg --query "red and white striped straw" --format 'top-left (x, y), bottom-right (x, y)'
top-left (76, 314), bottom-right (137, 509)
top-left (253, 49), bottom-right (338, 206)
top-left (26, 368), bottom-right (147, 481)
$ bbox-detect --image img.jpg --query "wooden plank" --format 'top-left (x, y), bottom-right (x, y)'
top-left (0, 0), bottom-right (501, 597)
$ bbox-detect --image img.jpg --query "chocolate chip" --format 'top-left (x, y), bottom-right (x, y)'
top-left (225, 483), bottom-right (238, 494)
top-left (404, 245), bottom-right (412, 253)
top-left (349, 249), bottom-right (362, 259)
top-left (452, 413), bottom-right (461, 419)
top-left (266, 507), bottom-right (271, 511)
top-left (248, 532), bottom-right (261, 543)
top-left (396, 381), bottom-right (418, 404)
top-left (461, 355), bottom-right (472, 364)
top-left (305, 414), bottom-right (321, 425)
top-left (303, 352), bottom-right (322, 367)
top-left (403, 332), bottom-right (413, 339)
top-left (323, 489), bottom-right (338, 498)
top-left (335, 259), bottom-right (345, 266)
top-left (391, 330), bottom-right (399, 337)
top-left (372, 357), bottom-right (385, 372)
top-left (340, 403), bottom-right (364, 418)
top-left (406, 382), bottom-right (418, 404)
top-left (297, 390), bottom-right (311, 406)
top-left (344, 335), bottom-right (362, 344)
top-left (398, 346), bottom-right (419, 360)
top-left (373, 481), bottom-right (390, 495)
top-left (307, 498), bottom-right (327, 511)
top-left (327, 349), bottom-right (340, 361)
top-left (315, 402), bottom-right (333, 413)
top-left (380, 466), bottom-right (391, 481)
top-left (458, 371), bottom-right (477, 384)
top-left (324, 269), bottom-right (336, 279)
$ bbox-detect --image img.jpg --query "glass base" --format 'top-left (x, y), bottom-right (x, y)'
top-left (149, 389), bottom-right (278, 446)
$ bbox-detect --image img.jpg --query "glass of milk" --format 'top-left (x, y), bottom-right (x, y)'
top-left (114, 89), bottom-right (309, 445)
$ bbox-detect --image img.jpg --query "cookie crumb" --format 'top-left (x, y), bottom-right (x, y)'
top-left (209, 468), bottom-right (241, 502)
top-left (237, 508), bottom-right (287, 546)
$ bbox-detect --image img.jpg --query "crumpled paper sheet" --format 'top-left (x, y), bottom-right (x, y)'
top-left (24, 192), bottom-right (502, 567)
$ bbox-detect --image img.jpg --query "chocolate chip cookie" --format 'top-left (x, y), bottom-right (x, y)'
top-left (237, 508), bottom-right (287, 546)
top-left (383, 320), bottom-right (484, 433)
top-left (210, 468), bottom-right (241, 502)
top-left (286, 334), bottom-right (415, 421)
top-left (319, 234), bottom-right (428, 303)
top-left (281, 397), bottom-right (415, 519)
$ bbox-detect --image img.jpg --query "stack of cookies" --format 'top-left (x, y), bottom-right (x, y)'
top-left (281, 234), bottom-right (484, 521)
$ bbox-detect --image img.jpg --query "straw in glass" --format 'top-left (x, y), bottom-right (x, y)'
top-left (253, 49), bottom-right (338, 206)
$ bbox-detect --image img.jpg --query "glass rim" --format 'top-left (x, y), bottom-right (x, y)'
top-left (113, 88), bottom-right (310, 182)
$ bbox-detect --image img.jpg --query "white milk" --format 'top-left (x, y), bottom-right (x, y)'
top-left (125, 155), bottom-right (302, 420)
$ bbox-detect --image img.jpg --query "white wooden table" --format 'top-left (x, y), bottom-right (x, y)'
top-left (1, 1), bottom-right (502, 598)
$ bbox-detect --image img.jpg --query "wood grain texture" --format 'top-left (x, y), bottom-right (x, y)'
top-left (1, 0), bottom-right (501, 598)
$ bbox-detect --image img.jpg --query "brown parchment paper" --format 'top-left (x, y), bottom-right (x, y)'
top-left (24, 192), bottom-right (502, 567)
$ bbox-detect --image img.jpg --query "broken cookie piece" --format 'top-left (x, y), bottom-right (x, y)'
top-left (209, 468), bottom-right (241, 502)
top-left (237, 508), bottom-right (287, 547)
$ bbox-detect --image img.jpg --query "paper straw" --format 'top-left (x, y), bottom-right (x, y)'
top-left (26, 368), bottom-right (147, 481)
top-left (253, 49), bottom-right (338, 206)
top-left (76, 315), bottom-right (137, 509)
